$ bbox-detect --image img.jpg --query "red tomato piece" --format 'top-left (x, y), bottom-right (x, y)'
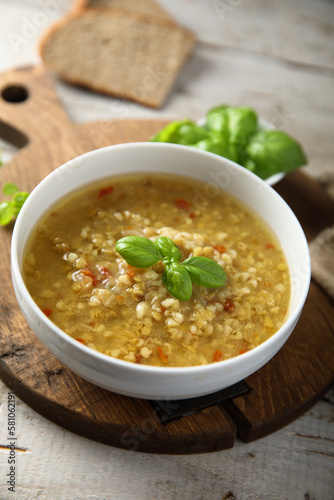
top-left (157, 346), bottom-right (168, 364)
top-left (176, 198), bottom-right (191, 211)
top-left (224, 298), bottom-right (235, 312)
top-left (214, 245), bottom-right (226, 253)
top-left (42, 308), bottom-right (53, 317)
top-left (82, 268), bottom-right (99, 286)
top-left (75, 338), bottom-right (86, 344)
top-left (213, 349), bottom-right (223, 362)
top-left (98, 186), bottom-right (114, 198)
top-left (99, 266), bottom-right (111, 277)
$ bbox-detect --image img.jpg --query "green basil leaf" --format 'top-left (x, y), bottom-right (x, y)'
top-left (3, 182), bottom-right (19, 196)
top-left (206, 105), bottom-right (258, 145)
top-left (154, 236), bottom-right (182, 263)
top-left (246, 130), bottom-right (307, 179)
top-left (226, 106), bottom-right (258, 144)
top-left (194, 133), bottom-right (238, 162)
top-left (11, 192), bottom-right (29, 217)
top-left (12, 191), bottom-right (29, 203)
top-left (162, 262), bottom-right (193, 301)
top-left (12, 191), bottom-right (29, 213)
top-left (0, 186), bottom-right (29, 225)
top-left (182, 256), bottom-right (226, 288)
top-left (0, 201), bottom-right (14, 226)
top-left (205, 105), bottom-right (230, 134)
top-left (149, 104), bottom-right (307, 181)
top-left (115, 236), bottom-right (162, 268)
top-left (150, 119), bottom-right (209, 145)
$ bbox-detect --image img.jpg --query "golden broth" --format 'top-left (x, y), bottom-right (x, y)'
top-left (23, 173), bottom-right (290, 367)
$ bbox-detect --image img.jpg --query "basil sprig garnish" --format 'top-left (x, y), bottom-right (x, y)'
top-left (115, 235), bottom-right (226, 301)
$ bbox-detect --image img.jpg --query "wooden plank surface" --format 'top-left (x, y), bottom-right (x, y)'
top-left (0, 66), bottom-right (333, 456)
top-left (0, 0), bottom-right (333, 497)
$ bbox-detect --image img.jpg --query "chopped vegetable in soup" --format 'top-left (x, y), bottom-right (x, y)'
top-left (23, 173), bottom-right (290, 367)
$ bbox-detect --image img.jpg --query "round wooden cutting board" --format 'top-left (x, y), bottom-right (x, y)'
top-left (0, 66), bottom-right (333, 454)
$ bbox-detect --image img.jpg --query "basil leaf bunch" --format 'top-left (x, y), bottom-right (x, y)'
top-left (150, 104), bottom-right (307, 180)
top-left (115, 235), bottom-right (226, 301)
top-left (0, 182), bottom-right (29, 226)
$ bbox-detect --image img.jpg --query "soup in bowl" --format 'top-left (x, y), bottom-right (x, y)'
top-left (11, 143), bottom-right (311, 399)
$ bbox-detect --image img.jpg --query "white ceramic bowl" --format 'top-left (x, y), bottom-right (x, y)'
top-left (11, 143), bottom-right (311, 400)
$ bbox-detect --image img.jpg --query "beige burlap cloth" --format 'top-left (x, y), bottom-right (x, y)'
top-left (309, 169), bottom-right (334, 299)
top-left (309, 226), bottom-right (334, 299)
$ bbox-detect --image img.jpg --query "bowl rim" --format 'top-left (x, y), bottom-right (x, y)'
top-left (11, 142), bottom-right (311, 376)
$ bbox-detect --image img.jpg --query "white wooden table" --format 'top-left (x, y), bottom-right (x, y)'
top-left (0, 1), bottom-right (333, 499)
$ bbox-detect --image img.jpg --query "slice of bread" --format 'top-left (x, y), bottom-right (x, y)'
top-left (74, 0), bottom-right (174, 21)
top-left (40, 9), bottom-right (195, 108)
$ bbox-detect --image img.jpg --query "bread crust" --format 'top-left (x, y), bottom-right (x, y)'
top-left (72, 0), bottom-right (174, 22)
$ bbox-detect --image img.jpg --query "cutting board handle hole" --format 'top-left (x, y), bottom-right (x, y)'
top-left (1, 85), bottom-right (29, 104)
top-left (0, 120), bottom-right (29, 149)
